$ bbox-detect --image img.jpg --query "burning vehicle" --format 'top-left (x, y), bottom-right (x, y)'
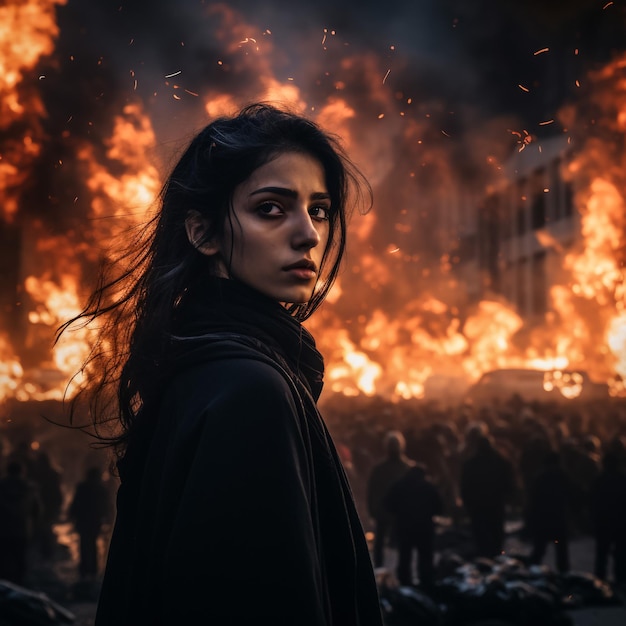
top-left (0, 1), bottom-right (625, 416)
top-left (464, 368), bottom-right (611, 407)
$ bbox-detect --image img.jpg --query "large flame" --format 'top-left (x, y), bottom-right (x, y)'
top-left (0, 0), bottom-right (66, 221)
top-left (1, 2), bottom-right (626, 408)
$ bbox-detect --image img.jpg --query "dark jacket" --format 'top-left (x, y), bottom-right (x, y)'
top-left (528, 461), bottom-right (572, 535)
top-left (95, 280), bottom-right (382, 626)
top-left (384, 467), bottom-right (442, 534)
top-left (589, 462), bottom-right (626, 537)
top-left (367, 457), bottom-right (412, 521)
top-left (460, 440), bottom-right (515, 518)
top-left (69, 473), bottom-right (110, 535)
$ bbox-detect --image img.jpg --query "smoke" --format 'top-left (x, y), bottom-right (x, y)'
top-left (2, 0), bottom-right (626, 399)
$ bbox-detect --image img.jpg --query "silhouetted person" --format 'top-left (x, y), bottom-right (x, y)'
top-left (590, 451), bottom-right (626, 583)
top-left (31, 451), bottom-right (63, 559)
top-left (519, 436), bottom-right (552, 539)
top-left (528, 451), bottom-right (572, 573)
top-left (367, 431), bottom-right (413, 567)
top-left (8, 441), bottom-right (36, 479)
top-left (384, 464), bottom-right (442, 589)
top-left (561, 437), bottom-right (600, 533)
top-left (460, 434), bottom-right (515, 558)
top-left (0, 461), bottom-right (42, 584)
top-left (69, 467), bottom-right (110, 580)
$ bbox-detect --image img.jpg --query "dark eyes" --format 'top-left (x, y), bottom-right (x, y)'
top-left (257, 202), bottom-right (283, 216)
top-left (309, 206), bottom-right (331, 221)
top-left (257, 202), bottom-right (331, 221)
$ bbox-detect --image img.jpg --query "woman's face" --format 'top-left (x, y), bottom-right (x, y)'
top-left (203, 151), bottom-right (332, 304)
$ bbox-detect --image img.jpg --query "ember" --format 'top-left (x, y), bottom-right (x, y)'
top-left (1, 0), bottom-right (625, 412)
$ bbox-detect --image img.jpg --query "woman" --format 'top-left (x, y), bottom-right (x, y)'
top-left (64, 103), bottom-right (382, 625)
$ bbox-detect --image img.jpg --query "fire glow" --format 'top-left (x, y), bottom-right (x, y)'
top-left (1, 1), bottom-right (625, 408)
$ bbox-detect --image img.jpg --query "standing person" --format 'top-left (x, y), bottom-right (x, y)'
top-left (367, 430), bottom-right (413, 568)
top-left (384, 464), bottom-right (442, 589)
top-left (31, 450), bottom-right (63, 559)
top-left (68, 467), bottom-right (111, 580)
top-left (60, 103), bottom-right (383, 626)
top-left (0, 461), bottom-right (42, 584)
top-left (460, 434), bottom-right (515, 558)
top-left (528, 451), bottom-right (572, 573)
top-left (589, 450), bottom-right (626, 584)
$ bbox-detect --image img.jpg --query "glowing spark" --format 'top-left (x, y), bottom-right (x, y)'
top-left (239, 37), bottom-right (258, 45)
top-left (165, 70), bottom-right (182, 78)
top-left (38, 75), bottom-right (45, 80)
top-left (510, 128), bottom-right (533, 152)
top-left (518, 84), bottom-right (530, 92)
top-left (388, 247), bottom-right (400, 254)
top-left (173, 94), bottom-right (181, 100)
top-left (575, 80), bottom-right (581, 87)
top-left (441, 130), bottom-right (450, 137)
top-left (534, 48), bottom-right (549, 55)
top-left (539, 119), bottom-right (554, 126)
top-left (383, 69), bottom-right (391, 84)
top-left (378, 113), bottom-right (385, 119)
top-left (603, 2), bottom-right (614, 8)
top-left (184, 89), bottom-right (199, 97)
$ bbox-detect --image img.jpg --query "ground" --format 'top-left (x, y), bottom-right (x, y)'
top-left (15, 524), bottom-right (626, 626)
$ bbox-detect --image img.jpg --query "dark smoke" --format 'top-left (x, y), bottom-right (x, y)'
top-left (3, 0), bottom-right (626, 353)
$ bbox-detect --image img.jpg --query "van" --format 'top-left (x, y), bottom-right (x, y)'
top-left (464, 368), bottom-right (609, 406)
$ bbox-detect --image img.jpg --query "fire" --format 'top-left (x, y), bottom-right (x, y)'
top-left (2, 1), bottom-right (626, 411)
top-left (0, 334), bottom-right (24, 403)
top-left (326, 331), bottom-right (382, 397)
top-left (24, 273), bottom-right (90, 377)
top-left (0, 0), bottom-right (66, 209)
top-left (80, 103), bottom-right (160, 232)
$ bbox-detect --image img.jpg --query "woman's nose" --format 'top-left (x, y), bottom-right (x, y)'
top-left (292, 210), bottom-right (321, 249)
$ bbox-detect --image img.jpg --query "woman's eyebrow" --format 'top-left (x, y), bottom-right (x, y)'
top-left (249, 186), bottom-right (330, 201)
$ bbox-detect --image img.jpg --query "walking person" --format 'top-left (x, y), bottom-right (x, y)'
top-left (0, 461), bottom-right (41, 584)
top-left (460, 434), bottom-right (515, 558)
top-left (69, 467), bottom-right (111, 580)
top-left (60, 103), bottom-right (383, 625)
top-left (385, 464), bottom-right (442, 589)
top-left (590, 450), bottom-right (626, 584)
top-left (367, 430), bottom-right (413, 568)
top-left (31, 450), bottom-right (63, 560)
top-left (528, 451), bottom-right (572, 573)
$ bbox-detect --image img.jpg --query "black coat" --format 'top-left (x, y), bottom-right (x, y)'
top-left (384, 469), bottom-right (442, 535)
top-left (95, 318), bottom-right (382, 625)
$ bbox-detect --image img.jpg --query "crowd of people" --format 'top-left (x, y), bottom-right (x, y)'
top-left (325, 395), bottom-right (626, 591)
top-left (0, 394), bottom-right (625, 611)
top-left (0, 437), bottom-right (114, 588)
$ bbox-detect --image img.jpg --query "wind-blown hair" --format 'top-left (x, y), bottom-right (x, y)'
top-left (59, 103), bottom-right (371, 451)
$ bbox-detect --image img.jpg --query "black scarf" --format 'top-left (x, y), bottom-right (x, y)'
top-left (168, 277), bottom-right (325, 401)
top-left (120, 277), bottom-right (382, 626)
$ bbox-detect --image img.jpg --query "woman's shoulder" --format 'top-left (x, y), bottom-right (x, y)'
top-left (165, 343), bottom-right (298, 414)
top-left (184, 352), bottom-right (292, 392)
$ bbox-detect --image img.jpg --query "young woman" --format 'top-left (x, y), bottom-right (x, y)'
top-left (66, 103), bottom-right (383, 624)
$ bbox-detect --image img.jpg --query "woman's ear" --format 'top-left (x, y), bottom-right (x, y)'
top-left (185, 210), bottom-right (221, 256)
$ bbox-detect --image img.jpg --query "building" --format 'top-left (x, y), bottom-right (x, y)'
top-left (458, 135), bottom-right (578, 323)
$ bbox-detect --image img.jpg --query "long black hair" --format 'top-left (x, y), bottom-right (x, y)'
top-left (59, 102), bottom-right (371, 451)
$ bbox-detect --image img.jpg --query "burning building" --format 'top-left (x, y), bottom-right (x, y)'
top-left (1, 0), bottom-right (625, 437)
